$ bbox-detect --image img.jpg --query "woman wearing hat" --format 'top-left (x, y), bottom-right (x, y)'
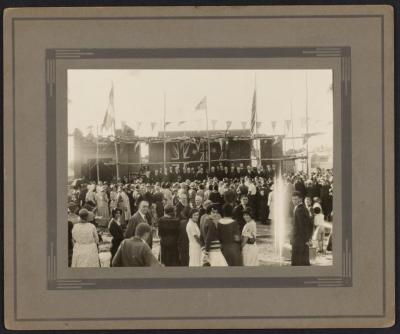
top-left (108, 208), bottom-right (124, 262)
top-left (71, 209), bottom-right (100, 268)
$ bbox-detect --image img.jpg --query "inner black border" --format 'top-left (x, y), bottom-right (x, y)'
top-left (10, 13), bottom-right (388, 322)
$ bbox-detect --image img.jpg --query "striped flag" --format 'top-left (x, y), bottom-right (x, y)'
top-left (195, 96), bottom-right (207, 111)
top-left (250, 89), bottom-right (256, 136)
top-left (101, 84), bottom-right (115, 132)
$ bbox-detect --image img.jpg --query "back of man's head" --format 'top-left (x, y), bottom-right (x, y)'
top-left (135, 222), bottom-right (151, 238)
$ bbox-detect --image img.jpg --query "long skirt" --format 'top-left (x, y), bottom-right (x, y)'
top-left (242, 243), bottom-right (259, 266)
top-left (291, 244), bottom-right (310, 266)
top-left (72, 243), bottom-right (100, 268)
top-left (221, 243), bottom-right (243, 266)
top-left (208, 249), bottom-right (228, 267)
top-left (188, 243), bottom-right (202, 267)
top-left (97, 204), bottom-right (109, 219)
top-left (160, 243), bottom-right (180, 266)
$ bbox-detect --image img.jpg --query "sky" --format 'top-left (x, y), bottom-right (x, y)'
top-left (68, 69), bottom-right (333, 148)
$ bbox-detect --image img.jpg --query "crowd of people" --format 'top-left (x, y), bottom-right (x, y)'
top-left (67, 162), bottom-right (333, 268)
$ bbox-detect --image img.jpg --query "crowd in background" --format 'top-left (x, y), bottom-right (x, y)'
top-left (67, 163), bottom-right (333, 268)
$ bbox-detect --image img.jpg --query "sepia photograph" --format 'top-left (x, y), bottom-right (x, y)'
top-left (67, 69), bottom-right (333, 268)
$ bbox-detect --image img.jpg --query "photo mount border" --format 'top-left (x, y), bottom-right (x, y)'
top-left (8, 12), bottom-right (389, 322)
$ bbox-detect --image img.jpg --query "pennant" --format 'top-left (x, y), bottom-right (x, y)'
top-left (303, 133), bottom-right (311, 145)
top-left (284, 120), bottom-right (292, 132)
top-left (101, 84), bottom-right (115, 132)
top-left (226, 121), bottom-right (232, 131)
top-left (150, 122), bottom-right (157, 132)
top-left (165, 121), bottom-right (172, 128)
top-left (211, 120), bottom-right (217, 130)
top-left (195, 96), bottom-right (207, 111)
top-left (241, 121), bottom-right (247, 130)
top-left (177, 120), bottom-right (186, 127)
top-left (271, 121), bottom-right (277, 132)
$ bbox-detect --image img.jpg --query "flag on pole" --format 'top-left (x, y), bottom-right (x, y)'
top-left (226, 121), bottom-right (232, 131)
top-left (101, 84), bottom-right (115, 132)
top-left (250, 89), bottom-right (257, 136)
top-left (195, 96), bottom-right (207, 111)
top-left (165, 121), bottom-right (172, 128)
top-left (177, 120), bottom-right (186, 127)
top-left (241, 121), bottom-right (247, 129)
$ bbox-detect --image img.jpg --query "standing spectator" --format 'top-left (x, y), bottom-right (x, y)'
top-left (186, 210), bottom-right (202, 266)
top-left (241, 209), bottom-right (259, 266)
top-left (71, 209), bottom-right (100, 268)
top-left (125, 200), bottom-right (152, 248)
top-left (232, 195), bottom-right (250, 232)
top-left (108, 208), bottom-right (124, 263)
top-left (217, 204), bottom-right (242, 266)
top-left (290, 191), bottom-right (313, 266)
top-left (157, 204), bottom-right (180, 266)
top-left (112, 223), bottom-right (160, 267)
top-left (177, 207), bottom-right (191, 266)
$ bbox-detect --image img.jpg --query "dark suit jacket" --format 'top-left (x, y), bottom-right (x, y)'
top-left (291, 203), bottom-right (313, 247)
top-left (112, 237), bottom-right (160, 267)
top-left (124, 211), bottom-right (152, 248)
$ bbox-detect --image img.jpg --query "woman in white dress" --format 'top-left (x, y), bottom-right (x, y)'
top-left (71, 209), bottom-right (100, 268)
top-left (241, 209), bottom-right (259, 266)
top-left (186, 210), bottom-right (202, 266)
top-left (109, 185), bottom-right (118, 211)
top-left (95, 186), bottom-right (109, 219)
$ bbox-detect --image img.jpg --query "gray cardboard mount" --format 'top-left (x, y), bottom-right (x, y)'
top-left (3, 5), bottom-right (395, 330)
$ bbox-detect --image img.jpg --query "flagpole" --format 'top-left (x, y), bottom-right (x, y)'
top-left (205, 98), bottom-right (211, 173)
top-left (254, 73), bottom-right (261, 168)
top-left (111, 82), bottom-right (120, 181)
top-left (291, 100), bottom-right (294, 151)
top-left (163, 92), bottom-right (167, 172)
top-left (305, 72), bottom-right (309, 176)
top-left (96, 125), bottom-right (100, 183)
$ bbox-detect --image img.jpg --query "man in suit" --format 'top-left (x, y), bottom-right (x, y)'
top-left (124, 200), bottom-right (152, 248)
top-left (290, 191), bottom-right (313, 266)
top-left (232, 194), bottom-right (250, 232)
top-left (112, 223), bottom-right (160, 267)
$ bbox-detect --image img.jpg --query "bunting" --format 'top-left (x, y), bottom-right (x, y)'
top-left (177, 120), bottom-right (186, 127)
